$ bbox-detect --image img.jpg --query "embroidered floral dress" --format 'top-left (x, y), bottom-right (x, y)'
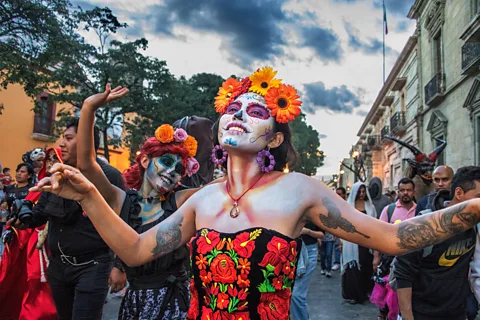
top-left (187, 227), bottom-right (301, 320)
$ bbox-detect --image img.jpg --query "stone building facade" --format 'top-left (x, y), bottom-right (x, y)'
top-left (345, 0), bottom-right (480, 192)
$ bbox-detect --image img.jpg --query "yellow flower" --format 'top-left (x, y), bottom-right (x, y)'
top-left (248, 67), bottom-right (282, 96)
top-left (155, 124), bottom-right (174, 143)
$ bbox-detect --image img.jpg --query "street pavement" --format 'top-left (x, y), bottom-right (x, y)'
top-left (102, 261), bottom-right (378, 319)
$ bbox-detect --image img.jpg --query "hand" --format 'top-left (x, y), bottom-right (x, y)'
top-left (109, 267), bottom-right (127, 293)
top-left (6, 218), bottom-right (28, 230)
top-left (373, 256), bottom-right (381, 272)
top-left (29, 164), bottom-right (96, 202)
top-left (83, 83), bottom-right (129, 110)
top-left (300, 228), bottom-right (310, 236)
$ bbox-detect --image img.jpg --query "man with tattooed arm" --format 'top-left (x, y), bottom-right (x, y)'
top-left (393, 166), bottom-right (480, 320)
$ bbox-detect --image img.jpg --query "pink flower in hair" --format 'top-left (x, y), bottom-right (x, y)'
top-left (174, 128), bottom-right (188, 142)
top-left (186, 157), bottom-right (200, 177)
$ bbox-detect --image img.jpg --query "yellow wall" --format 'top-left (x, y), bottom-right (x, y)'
top-left (0, 83), bottom-right (131, 173)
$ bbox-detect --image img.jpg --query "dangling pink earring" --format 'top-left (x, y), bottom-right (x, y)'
top-left (257, 149), bottom-right (275, 173)
top-left (212, 145), bottom-right (227, 165)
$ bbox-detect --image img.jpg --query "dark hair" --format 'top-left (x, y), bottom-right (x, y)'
top-left (451, 166), bottom-right (480, 195)
top-left (3, 167), bottom-right (10, 174)
top-left (398, 178), bottom-right (415, 189)
top-left (336, 187), bottom-right (346, 195)
top-left (16, 163), bottom-right (34, 181)
top-left (66, 117), bottom-right (101, 151)
top-left (213, 119), bottom-right (298, 172)
top-left (355, 184), bottom-right (366, 201)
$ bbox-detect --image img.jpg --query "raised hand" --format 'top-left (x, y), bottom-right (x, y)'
top-left (29, 163), bottom-right (96, 202)
top-left (83, 83), bottom-right (129, 110)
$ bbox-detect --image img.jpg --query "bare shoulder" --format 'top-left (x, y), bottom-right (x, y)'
top-left (188, 182), bottom-right (224, 201)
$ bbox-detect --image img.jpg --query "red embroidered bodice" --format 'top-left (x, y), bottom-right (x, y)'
top-left (187, 227), bottom-right (301, 320)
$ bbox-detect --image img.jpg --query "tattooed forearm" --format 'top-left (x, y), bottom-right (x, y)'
top-left (396, 202), bottom-right (478, 251)
top-left (319, 197), bottom-right (371, 239)
top-left (151, 214), bottom-right (184, 257)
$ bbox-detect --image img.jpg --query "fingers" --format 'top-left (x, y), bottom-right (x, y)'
top-left (6, 218), bottom-right (14, 227)
top-left (49, 163), bottom-right (79, 174)
top-left (105, 83), bottom-right (112, 93)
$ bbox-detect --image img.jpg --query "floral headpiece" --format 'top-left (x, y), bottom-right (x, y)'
top-left (154, 124), bottom-right (199, 177)
top-left (214, 67), bottom-right (302, 123)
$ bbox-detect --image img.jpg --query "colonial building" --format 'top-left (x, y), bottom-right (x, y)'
top-left (347, 0), bottom-right (480, 192)
top-left (0, 83), bottom-right (131, 172)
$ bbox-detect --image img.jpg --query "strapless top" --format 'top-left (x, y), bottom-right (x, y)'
top-left (187, 227), bottom-right (301, 320)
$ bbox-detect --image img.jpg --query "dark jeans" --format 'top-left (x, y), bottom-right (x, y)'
top-left (320, 240), bottom-right (334, 272)
top-left (47, 254), bottom-right (112, 320)
top-left (466, 291), bottom-right (479, 320)
top-left (334, 239), bottom-right (341, 264)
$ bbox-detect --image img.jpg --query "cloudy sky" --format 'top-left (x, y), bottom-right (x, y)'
top-left (75, 0), bottom-right (416, 176)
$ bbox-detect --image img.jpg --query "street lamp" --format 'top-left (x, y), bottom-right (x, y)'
top-left (283, 164), bottom-right (290, 174)
top-left (340, 170), bottom-right (345, 175)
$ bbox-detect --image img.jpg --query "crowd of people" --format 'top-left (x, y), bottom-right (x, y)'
top-left (1, 68), bottom-right (480, 320)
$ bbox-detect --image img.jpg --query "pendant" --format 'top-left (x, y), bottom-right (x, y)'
top-left (230, 201), bottom-right (240, 218)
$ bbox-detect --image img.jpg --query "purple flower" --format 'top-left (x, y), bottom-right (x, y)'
top-left (174, 128), bottom-right (188, 142)
top-left (186, 157), bottom-right (200, 177)
top-left (257, 150), bottom-right (275, 173)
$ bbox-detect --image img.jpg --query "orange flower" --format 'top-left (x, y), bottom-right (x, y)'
top-left (237, 258), bottom-right (251, 274)
top-left (215, 78), bottom-right (241, 114)
top-left (265, 84), bottom-right (302, 123)
top-left (154, 124), bottom-right (174, 143)
top-left (195, 254), bottom-right (208, 270)
top-left (184, 135), bottom-right (198, 157)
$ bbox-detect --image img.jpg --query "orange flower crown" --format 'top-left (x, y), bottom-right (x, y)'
top-left (154, 124), bottom-right (199, 176)
top-left (214, 67), bottom-right (302, 123)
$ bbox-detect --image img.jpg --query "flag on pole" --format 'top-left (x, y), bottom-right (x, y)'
top-left (383, 0), bottom-right (388, 35)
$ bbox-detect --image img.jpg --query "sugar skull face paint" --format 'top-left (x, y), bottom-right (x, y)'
top-left (145, 153), bottom-right (183, 193)
top-left (219, 92), bottom-right (275, 153)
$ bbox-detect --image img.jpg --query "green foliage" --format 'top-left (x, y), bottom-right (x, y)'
top-left (290, 113), bottom-right (325, 176)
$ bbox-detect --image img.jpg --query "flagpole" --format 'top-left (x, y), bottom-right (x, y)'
top-left (383, 0), bottom-right (386, 83)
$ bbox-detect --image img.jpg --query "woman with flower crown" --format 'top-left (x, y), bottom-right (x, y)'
top-left (32, 67), bottom-right (480, 320)
top-left (72, 85), bottom-right (208, 319)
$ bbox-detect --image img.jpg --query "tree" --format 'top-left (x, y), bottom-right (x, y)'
top-left (0, 0), bottom-right (81, 91)
top-left (290, 113), bottom-right (325, 176)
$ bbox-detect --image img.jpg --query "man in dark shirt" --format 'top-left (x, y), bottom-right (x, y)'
top-left (415, 165), bottom-right (454, 215)
top-left (12, 118), bottom-right (125, 320)
top-left (4, 163), bottom-right (35, 207)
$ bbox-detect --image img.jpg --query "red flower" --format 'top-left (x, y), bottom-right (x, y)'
top-left (201, 306), bottom-right (213, 320)
top-left (238, 289), bottom-right (248, 300)
top-left (237, 258), bottom-right (251, 275)
top-left (233, 232), bottom-right (256, 258)
top-left (234, 312), bottom-right (250, 320)
top-left (288, 241), bottom-right (298, 262)
top-left (282, 263), bottom-right (291, 276)
top-left (288, 266), bottom-right (296, 280)
top-left (211, 254), bottom-right (237, 284)
top-left (206, 283), bottom-right (220, 296)
top-left (257, 290), bottom-right (291, 320)
top-left (259, 237), bottom-right (289, 269)
top-left (187, 279), bottom-right (199, 319)
top-left (232, 77), bottom-right (252, 101)
top-left (237, 274), bottom-right (250, 288)
top-left (200, 270), bottom-right (213, 285)
top-left (197, 231), bottom-right (221, 254)
top-left (196, 254), bottom-right (208, 270)
top-left (228, 286), bottom-right (238, 297)
top-left (217, 292), bottom-right (230, 310)
top-left (272, 276), bottom-right (284, 290)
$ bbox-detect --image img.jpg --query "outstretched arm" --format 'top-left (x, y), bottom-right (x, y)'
top-left (31, 164), bottom-right (197, 267)
top-left (304, 177), bottom-right (480, 256)
top-left (77, 84), bottom-right (129, 213)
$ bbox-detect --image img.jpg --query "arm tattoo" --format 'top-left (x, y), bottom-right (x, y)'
top-left (319, 197), bottom-right (371, 239)
top-left (151, 214), bottom-right (184, 257)
top-left (396, 203), bottom-right (478, 251)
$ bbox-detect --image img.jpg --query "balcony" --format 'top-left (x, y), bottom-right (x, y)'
top-left (367, 135), bottom-right (382, 150)
top-left (462, 42), bottom-right (480, 75)
top-left (381, 126), bottom-right (391, 144)
top-left (390, 111), bottom-right (406, 135)
top-left (31, 114), bottom-right (55, 142)
top-left (424, 73), bottom-right (445, 107)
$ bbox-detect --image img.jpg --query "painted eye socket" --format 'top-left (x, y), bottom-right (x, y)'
top-left (225, 103), bottom-right (241, 115)
top-left (175, 163), bottom-right (184, 175)
top-left (159, 155), bottom-right (175, 167)
top-left (246, 105), bottom-right (270, 119)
